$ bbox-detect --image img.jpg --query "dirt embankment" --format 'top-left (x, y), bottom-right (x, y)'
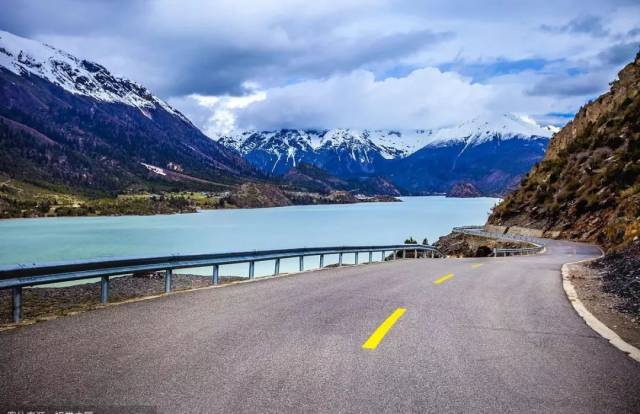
top-left (566, 243), bottom-right (640, 349)
top-left (590, 241), bottom-right (640, 318)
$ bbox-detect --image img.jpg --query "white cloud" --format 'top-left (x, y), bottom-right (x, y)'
top-left (235, 68), bottom-right (492, 130)
top-left (170, 91), bottom-right (267, 135)
top-left (4, 0), bottom-right (639, 131)
top-left (173, 65), bottom-right (601, 133)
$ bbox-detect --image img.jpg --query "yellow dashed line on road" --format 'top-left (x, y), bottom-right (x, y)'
top-left (362, 307), bottom-right (406, 350)
top-left (470, 263), bottom-right (484, 269)
top-left (433, 273), bottom-right (454, 285)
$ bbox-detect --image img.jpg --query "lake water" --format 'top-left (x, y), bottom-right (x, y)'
top-left (0, 196), bottom-right (498, 281)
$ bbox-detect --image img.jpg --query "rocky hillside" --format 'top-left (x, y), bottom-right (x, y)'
top-left (279, 163), bottom-right (401, 196)
top-left (489, 52), bottom-right (640, 250)
top-left (383, 133), bottom-right (549, 196)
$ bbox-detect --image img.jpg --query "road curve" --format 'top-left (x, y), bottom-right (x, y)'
top-left (1, 239), bottom-right (639, 413)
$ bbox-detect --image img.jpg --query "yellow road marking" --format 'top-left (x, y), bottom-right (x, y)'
top-left (362, 307), bottom-right (406, 350)
top-left (433, 273), bottom-right (454, 285)
top-left (470, 263), bottom-right (483, 269)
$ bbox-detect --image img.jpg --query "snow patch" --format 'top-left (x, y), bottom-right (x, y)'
top-left (141, 163), bottom-right (167, 176)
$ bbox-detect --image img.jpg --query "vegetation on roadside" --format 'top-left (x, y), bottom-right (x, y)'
top-left (403, 237), bottom-right (430, 245)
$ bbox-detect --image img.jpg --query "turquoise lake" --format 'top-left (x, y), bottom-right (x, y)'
top-left (0, 196), bottom-right (499, 280)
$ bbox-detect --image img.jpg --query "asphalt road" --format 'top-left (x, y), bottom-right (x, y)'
top-left (1, 239), bottom-right (639, 413)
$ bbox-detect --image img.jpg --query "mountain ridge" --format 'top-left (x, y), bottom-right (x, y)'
top-left (214, 115), bottom-right (555, 196)
top-left (215, 113), bottom-right (555, 161)
top-left (0, 30), bottom-right (258, 198)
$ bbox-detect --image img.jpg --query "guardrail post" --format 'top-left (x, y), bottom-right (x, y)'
top-left (382, 251), bottom-right (385, 261)
top-left (414, 249), bottom-right (418, 259)
top-left (368, 251), bottom-right (373, 263)
top-left (249, 261), bottom-right (255, 279)
top-left (493, 248), bottom-right (497, 257)
top-left (212, 264), bottom-right (219, 285)
top-left (274, 258), bottom-right (280, 275)
top-left (355, 252), bottom-right (359, 265)
top-left (100, 276), bottom-right (109, 304)
top-left (393, 250), bottom-right (397, 260)
top-left (12, 286), bottom-right (22, 323)
top-left (165, 269), bottom-right (172, 293)
top-left (319, 254), bottom-right (324, 268)
top-left (299, 256), bottom-right (304, 272)
top-left (339, 253), bottom-right (343, 266)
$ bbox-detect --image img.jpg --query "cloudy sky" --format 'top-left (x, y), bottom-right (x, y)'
top-left (2, 0), bottom-right (639, 135)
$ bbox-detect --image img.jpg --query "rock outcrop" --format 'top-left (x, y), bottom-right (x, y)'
top-left (447, 182), bottom-right (482, 198)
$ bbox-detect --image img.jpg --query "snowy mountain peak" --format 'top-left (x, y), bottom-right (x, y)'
top-left (421, 113), bottom-right (555, 148)
top-left (0, 30), bottom-right (188, 122)
top-left (214, 113), bottom-right (555, 162)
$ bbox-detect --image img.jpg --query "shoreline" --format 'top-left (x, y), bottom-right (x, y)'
top-left (0, 194), bottom-right (502, 222)
top-left (1, 184), bottom-right (503, 221)
top-left (0, 194), bottom-right (402, 221)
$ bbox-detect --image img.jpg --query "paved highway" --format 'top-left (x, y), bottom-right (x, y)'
top-left (1, 239), bottom-right (639, 413)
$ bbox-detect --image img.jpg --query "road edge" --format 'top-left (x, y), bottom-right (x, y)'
top-left (562, 256), bottom-right (640, 363)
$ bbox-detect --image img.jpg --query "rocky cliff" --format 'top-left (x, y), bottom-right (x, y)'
top-left (488, 52), bottom-right (640, 250)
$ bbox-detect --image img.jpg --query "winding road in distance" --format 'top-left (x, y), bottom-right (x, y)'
top-left (1, 239), bottom-right (639, 413)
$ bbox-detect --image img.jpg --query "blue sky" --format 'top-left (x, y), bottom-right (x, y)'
top-left (1, 0), bottom-right (639, 133)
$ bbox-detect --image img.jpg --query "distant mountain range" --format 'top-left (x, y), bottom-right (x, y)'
top-left (0, 30), bottom-right (256, 196)
top-left (0, 29), bottom-right (556, 203)
top-left (214, 114), bottom-right (557, 196)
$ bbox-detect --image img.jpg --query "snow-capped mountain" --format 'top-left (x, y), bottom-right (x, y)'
top-left (0, 30), bottom-right (189, 122)
top-left (216, 129), bottom-right (408, 176)
top-left (213, 113), bottom-right (556, 185)
top-left (0, 30), bottom-right (254, 194)
top-left (411, 113), bottom-right (556, 148)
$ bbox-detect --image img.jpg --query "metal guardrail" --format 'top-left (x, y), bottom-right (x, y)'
top-left (1, 244), bottom-right (443, 323)
top-left (451, 226), bottom-right (545, 257)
